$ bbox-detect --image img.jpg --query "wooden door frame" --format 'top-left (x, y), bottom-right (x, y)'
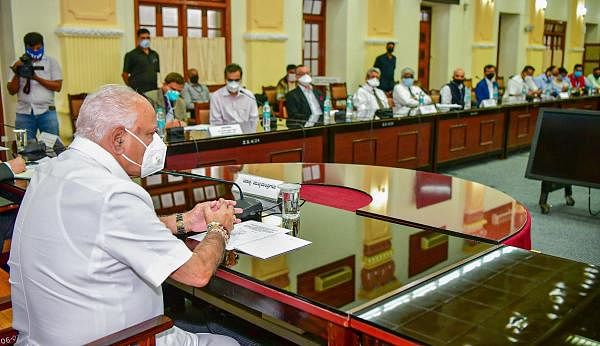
top-left (303, 0), bottom-right (327, 75)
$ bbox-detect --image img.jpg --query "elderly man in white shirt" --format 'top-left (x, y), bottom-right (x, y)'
top-left (210, 63), bottom-right (258, 133)
top-left (393, 67), bottom-right (432, 116)
top-left (353, 67), bottom-right (390, 120)
top-left (503, 65), bottom-right (541, 104)
top-left (9, 84), bottom-right (241, 346)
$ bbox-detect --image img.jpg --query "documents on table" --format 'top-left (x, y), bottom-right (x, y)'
top-left (188, 220), bottom-right (311, 259)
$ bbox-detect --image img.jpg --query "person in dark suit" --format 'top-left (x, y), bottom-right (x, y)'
top-left (0, 156), bottom-right (25, 181)
top-left (284, 65), bottom-right (324, 129)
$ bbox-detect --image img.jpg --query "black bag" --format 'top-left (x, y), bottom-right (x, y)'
top-left (375, 108), bottom-right (394, 119)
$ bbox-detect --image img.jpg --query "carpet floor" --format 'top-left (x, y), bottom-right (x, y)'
top-left (441, 151), bottom-right (600, 265)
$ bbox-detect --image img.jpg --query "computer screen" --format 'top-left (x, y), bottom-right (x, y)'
top-left (525, 108), bottom-right (600, 189)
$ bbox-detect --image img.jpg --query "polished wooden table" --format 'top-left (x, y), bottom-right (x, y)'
top-left (165, 96), bottom-right (600, 172)
top-left (139, 163), bottom-right (598, 346)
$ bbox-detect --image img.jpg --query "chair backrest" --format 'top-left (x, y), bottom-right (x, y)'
top-left (68, 93), bottom-right (87, 132)
top-left (464, 78), bottom-right (473, 89)
top-left (496, 76), bottom-right (504, 89)
top-left (278, 99), bottom-right (288, 119)
top-left (430, 89), bottom-right (441, 104)
top-left (329, 83), bottom-right (347, 110)
top-left (262, 86), bottom-right (277, 106)
top-left (207, 84), bottom-right (225, 93)
top-left (194, 102), bottom-right (210, 124)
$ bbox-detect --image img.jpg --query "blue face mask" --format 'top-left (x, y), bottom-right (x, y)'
top-left (403, 78), bottom-right (414, 87)
top-left (165, 89), bottom-right (180, 102)
top-left (139, 39), bottom-right (151, 49)
top-left (574, 71), bottom-right (583, 78)
top-left (26, 46), bottom-right (44, 60)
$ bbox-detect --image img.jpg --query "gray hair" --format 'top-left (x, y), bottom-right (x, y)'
top-left (75, 85), bottom-right (149, 142)
top-left (366, 67), bottom-right (381, 78)
top-left (401, 67), bottom-right (415, 76)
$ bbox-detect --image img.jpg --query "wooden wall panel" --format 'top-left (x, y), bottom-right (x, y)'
top-left (270, 148), bottom-right (303, 162)
top-left (507, 107), bottom-right (537, 150)
top-left (396, 131), bottom-right (418, 163)
top-left (352, 139), bottom-right (377, 165)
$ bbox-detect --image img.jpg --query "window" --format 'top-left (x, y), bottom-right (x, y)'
top-left (543, 20), bottom-right (566, 68)
top-left (135, 0), bottom-right (230, 72)
top-left (303, 0), bottom-right (326, 75)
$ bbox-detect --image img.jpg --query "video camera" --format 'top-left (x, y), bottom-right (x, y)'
top-left (15, 54), bottom-right (44, 79)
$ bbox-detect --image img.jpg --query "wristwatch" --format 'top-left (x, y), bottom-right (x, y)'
top-left (175, 213), bottom-right (186, 235)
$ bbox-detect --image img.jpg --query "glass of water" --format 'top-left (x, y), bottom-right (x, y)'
top-left (13, 129), bottom-right (27, 153)
top-left (278, 183), bottom-right (301, 236)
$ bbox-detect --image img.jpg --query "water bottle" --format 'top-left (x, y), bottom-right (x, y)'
top-left (567, 84), bottom-right (572, 98)
top-left (262, 101), bottom-right (271, 131)
top-left (463, 87), bottom-right (471, 110)
top-left (493, 84), bottom-right (499, 101)
top-left (345, 95), bottom-right (353, 122)
top-left (156, 106), bottom-right (166, 139)
top-left (418, 92), bottom-right (425, 106)
top-left (323, 96), bottom-right (332, 125)
top-left (521, 84), bottom-right (528, 101)
top-left (545, 85), bottom-right (551, 99)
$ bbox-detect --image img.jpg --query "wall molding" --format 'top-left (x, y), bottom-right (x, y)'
top-left (569, 47), bottom-right (585, 52)
top-left (55, 27), bottom-right (123, 37)
top-left (243, 32), bottom-right (288, 42)
top-left (365, 37), bottom-right (397, 45)
top-left (526, 45), bottom-right (546, 51)
top-left (472, 42), bottom-right (496, 49)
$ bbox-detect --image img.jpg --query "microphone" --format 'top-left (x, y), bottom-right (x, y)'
top-left (160, 170), bottom-right (263, 222)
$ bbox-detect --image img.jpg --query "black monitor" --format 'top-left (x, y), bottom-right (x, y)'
top-left (525, 108), bottom-right (600, 189)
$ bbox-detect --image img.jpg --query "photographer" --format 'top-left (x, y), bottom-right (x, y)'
top-left (6, 32), bottom-right (62, 141)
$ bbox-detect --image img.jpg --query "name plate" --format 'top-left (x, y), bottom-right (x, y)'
top-left (208, 124), bottom-right (243, 137)
top-left (480, 99), bottom-right (497, 108)
top-left (558, 92), bottom-right (570, 99)
top-left (235, 173), bottom-right (284, 200)
top-left (312, 76), bottom-right (342, 85)
top-left (419, 104), bottom-right (437, 114)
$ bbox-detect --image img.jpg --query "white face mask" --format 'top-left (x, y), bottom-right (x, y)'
top-left (121, 129), bottom-right (167, 178)
top-left (367, 78), bottom-right (380, 88)
top-left (298, 74), bottom-right (312, 86)
top-left (226, 80), bottom-right (240, 93)
top-left (287, 73), bottom-right (296, 82)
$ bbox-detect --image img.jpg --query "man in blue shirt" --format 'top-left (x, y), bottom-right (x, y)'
top-left (373, 42), bottom-right (396, 93)
top-left (474, 64), bottom-right (499, 106)
top-left (534, 65), bottom-right (555, 91)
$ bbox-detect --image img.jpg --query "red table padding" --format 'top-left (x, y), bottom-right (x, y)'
top-left (300, 184), bottom-right (372, 212)
top-left (501, 207), bottom-right (532, 250)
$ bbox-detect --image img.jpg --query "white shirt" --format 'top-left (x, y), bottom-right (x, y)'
top-left (353, 84), bottom-right (390, 120)
top-left (486, 78), bottom-right (495, 100)
top-left (393, 83), bottom-right (431, 115)
top-left (209, 86), bottom-right (259, 133)
top-left (299, 84), bottom-right (322, 126)
top-left (503, 75), bottom-right (537, 103)
top-left (9, 136), bottom-right (193, 345)
top-left (7, 55), bottom-right (62, 115)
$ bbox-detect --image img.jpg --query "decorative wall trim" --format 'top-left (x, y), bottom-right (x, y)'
top-left (526, 45), bottom-right (547, 51)
top-left (365, 38), bottom-right (397, 45)
top-left (243, 32), bottom-right (288, 42)
top-left (55, 27), bottom-right (123, 37)
top-left (569, 47), bottom-right (585, 52)
top-left (472, 42), bottom-right (496, 49)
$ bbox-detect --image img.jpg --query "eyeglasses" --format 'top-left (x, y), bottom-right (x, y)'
top-left (227, 79), bottom-right (241, 82)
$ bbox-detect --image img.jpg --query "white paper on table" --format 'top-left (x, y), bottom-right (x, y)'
top-left (237, 233), bottom-right (311, 259)
top-left (0, 146), bottom-right (8, 151)
top-left (184, 124), bottom-right (210, 131)
top-left (37, 131), bottom-right (59, 148)
top-left (13, 169), bottom-right (34, 180)
top-left (188, 220), bottom-right (290, 251)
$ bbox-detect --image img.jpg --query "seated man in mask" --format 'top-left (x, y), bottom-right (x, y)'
top-left (440, 68), bottom-right (467, 107)
top-left (474, 64), bottom-right (499, 106)
top-left (284, 64), bottom-right (324, 128)
top-left (503, 65), bottom-right (541, 103)
top-left (144, 72), bottom-right (188, 127)
top-left (393, 67), bottom-right (431, 116)
top-left (276, 64), bottom-right (297, 100)
top-left (210, 63), bottom-right (258, 134)
top-left (9, 84), bottom-right (241, 345)
top-left (182, 68), bottom-right (210, 111)
top-left (353, 67), bottom-right (390, 120)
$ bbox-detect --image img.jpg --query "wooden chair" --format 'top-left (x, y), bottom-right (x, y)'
top-left (277, 99), bottom-right (288, 119)
top-left (207, 84), bottom-right (225, 93)
top-left (262, 86), bottom-right (279, 115)
top-left (329, 83), bottom-right (347, 110)
top-left (68, 93), bottom-right (87, 132)
top-left (430, 89), bottom-right (441, 104)
top-left (464, 78), bottom-right (473, 89)
top-left (496, 76), bottom-right (505, 96)
top-left (194, 102), bottom-right (210, 124)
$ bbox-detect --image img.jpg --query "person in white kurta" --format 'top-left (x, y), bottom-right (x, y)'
top-left (393, 67), bottom-right (432, 116)
top-left (353, 67), bottom-right (390, 120)
top-left (503, 65), bottom-right (541, 104)
top-left (9, 85), bottom-right (240, 346)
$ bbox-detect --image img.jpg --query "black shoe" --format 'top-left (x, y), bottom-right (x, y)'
top-left (565, 196), bottom-right (575, 206)
top-left (540, 203), bottom-right (550, 214)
